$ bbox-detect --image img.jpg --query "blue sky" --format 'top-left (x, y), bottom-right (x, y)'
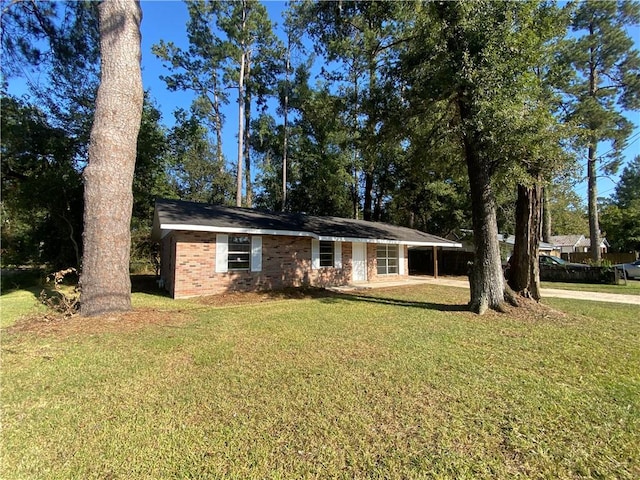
top-left (6, 1), bottom-right (639, 204)
top-left (139, 0), bottom-right (639, 204)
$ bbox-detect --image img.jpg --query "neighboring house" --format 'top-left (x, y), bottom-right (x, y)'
top-left (152, 199), bottom-right (462, 298)
top-left (549, 235), bottom-right (609, 255)
top-left (498, 235), bottom-right (559, 257)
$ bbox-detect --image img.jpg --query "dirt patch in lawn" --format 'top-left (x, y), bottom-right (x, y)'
top-left (4, 286), bottom-right (566, 339)
top-left (2, 288), bottom-right (336, 338)
top-left (195, 287), bottom-right (336, 307)
top-left (4, 308), bottom-right (195, 338)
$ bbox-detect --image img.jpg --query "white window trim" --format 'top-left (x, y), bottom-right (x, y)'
top-left (334, 241), bottom-right (342, 269)
top-left (216, 234), bottom-right (262, 273)
top-left (215, 234), bottom-right (228, 273)
top-left (251, 236), bottom-right (262, 272)
top-left (312, 239), bottom-right (342, 270)
top-left (311, 239), bottom-right (320, 270)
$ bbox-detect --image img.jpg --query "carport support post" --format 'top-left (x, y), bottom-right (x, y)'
top-left (433, 246), bottom-right (438, 279)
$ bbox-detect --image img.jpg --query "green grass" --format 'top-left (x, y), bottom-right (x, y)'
top-left (541, 279), bottom-right (640, 296)
top-left (2, 284), bottom-right (639, 479)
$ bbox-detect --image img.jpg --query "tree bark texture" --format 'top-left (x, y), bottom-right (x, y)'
top-left (244, 52), bottom-right (252, 208)
top-left (587, 22), bottom-right (601, 263)
top-left (282, 36), bottom-right (290, 211)
top-left (459, 102), bottom-right (505, 314)
top-left (80, 0), bottom-right (143, 316)
top-left (542, 186), bottom-right (551, 243)
top-left (509, 182), bottom-right (542, 301)
top-left (236, 48), bottom-right (245, 207)
top-left (587, 143), bottom-right (601, 262)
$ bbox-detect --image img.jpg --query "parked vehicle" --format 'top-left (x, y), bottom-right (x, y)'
top-left (614, 260), bottom-right (640, 279)
top-left (504, 254), bottom-right (588, 280)
top-left (538, 254), bottom-right (590, 270)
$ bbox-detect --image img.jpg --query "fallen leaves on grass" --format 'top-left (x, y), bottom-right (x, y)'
top-left (4, 285), bottom-right (567, 341)
top-left (4, 308), bottom-right (194, 338)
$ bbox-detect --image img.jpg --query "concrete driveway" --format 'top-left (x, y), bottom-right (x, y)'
top-left (336, 276), bottom-right (640, 306)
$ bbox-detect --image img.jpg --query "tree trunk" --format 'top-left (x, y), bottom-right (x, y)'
top-left (212, 71), bottom-right (224, 171)
top-left (235, 2), bottom-right (247, 207)
top-left (80, 0), bottom-right (143, 317)
top-left (509, 182), bottom-right (542, 301)
top-left (459, 100), bottom-right (505, 314)
top-left (542, 185), bottom-right (551, 243)
top-left (244, 52), bottom-right (252, 208)
top-left (587, 143), bottom-right (601, 262)
top-left (587, 21), bottom-right (601, 263)
top-left (281, 35), bottom-right (290, 212)
top-left (236, 49), bottom-right (245, 207)
top-left (363, 171), bottom-right (374, 221)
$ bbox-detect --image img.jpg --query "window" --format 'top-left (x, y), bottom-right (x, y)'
top-left (377, 244), bottom-right (398, 275)
top-left (228, 235), bottom-right (251, 270)
top-left (319, 241), bottom-right (334, 267)
top-left (312, 240), bottom-right (342, 270)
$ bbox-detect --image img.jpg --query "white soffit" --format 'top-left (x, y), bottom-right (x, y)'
top-left (160, 223), bottom-right (461, 248)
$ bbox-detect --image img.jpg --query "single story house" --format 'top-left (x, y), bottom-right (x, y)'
top-left (549, 235), bottom-right (609, 255)
top-left (152, 198), bottom-right (462, 298)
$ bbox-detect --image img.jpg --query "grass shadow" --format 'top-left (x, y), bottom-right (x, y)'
top-left (320, 291), bottom-right (469, 312)
top-left (247, 286), bottom-right (468, 312)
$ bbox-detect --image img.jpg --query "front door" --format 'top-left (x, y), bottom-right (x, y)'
top-left (352, 242), bottom-right (367, 282)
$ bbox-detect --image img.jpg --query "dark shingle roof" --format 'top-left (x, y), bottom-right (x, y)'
top-left (152, 198), bottom-right (461, 247)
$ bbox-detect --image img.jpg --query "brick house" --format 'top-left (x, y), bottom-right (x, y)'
top-left (152, 199), bottom-right (462, 298)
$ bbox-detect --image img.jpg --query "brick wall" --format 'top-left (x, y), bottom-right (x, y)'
top-left (162, 231), bottom-right (409, 298)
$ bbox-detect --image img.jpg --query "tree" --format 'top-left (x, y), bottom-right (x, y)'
top-left (167, 108), bottom-right (234, 204)
top-left (132, 93), bottom-right (174, 229)
top-left (505, 3), bottom-right (575, 300)
top-left (213, 0), bottom-right (280, 207)
top-left (387, 104), bottom-right (471, 236)
top-left (302, 1), bottom-right (406, 220)
top-left (1, 0), bottom-right (101, 269)
top-left (80, 0), bottom-right (143, 316)
top-left (283, 79), bottom-right (353, 217)
top-left (401, 1), bottom-right (563, 313)
top-left (1, 96), bottom-right (83, 268)
top-left (600, 155), bottom-right (640, 252)
top-left (152, 0), bottom-right (228, 177)
top-left (547, 181), bottom-right (590, 235)
top-left (560, 0), bottom-right (640, 262)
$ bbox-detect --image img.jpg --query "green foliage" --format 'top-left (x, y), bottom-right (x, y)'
top-left (548, 181), bottom-right (590, 235)
top-left (287, 85), bottom-right (354, 217)
top-left (133, 94), bottom-right (175, 228)
top-left (1, 96), bottom-right (83, 268)
top-left (561, 0), bottom-right (640, 164)
top-left (301, 0), bottom-right (408, 220)
top-left (600, 156), bottom-right (640, 251)
top-left (167, 109), bottom-right (234, 205)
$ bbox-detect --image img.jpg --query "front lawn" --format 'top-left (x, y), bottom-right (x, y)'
top-left (2, 284), bottom-right (638, 479)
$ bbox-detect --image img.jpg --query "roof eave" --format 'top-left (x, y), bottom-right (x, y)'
top-left (157, 223), bottom-right (462, 248)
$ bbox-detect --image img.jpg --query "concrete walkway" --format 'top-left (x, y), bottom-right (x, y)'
top-left (333, 276), bottom-right (640, 306)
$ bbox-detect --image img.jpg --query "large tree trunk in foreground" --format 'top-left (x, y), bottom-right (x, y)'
top-left (80, 0), bottom-right (143, 317)
top-left (461, 113), bottom-right (505, 313)
top-left (509, 182), bottom-right (542, 301)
